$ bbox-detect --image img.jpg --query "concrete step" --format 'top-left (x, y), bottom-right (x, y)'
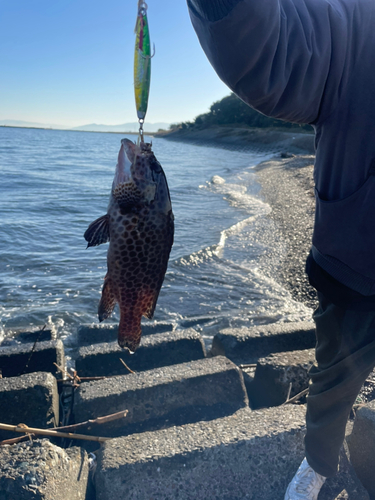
top-left (95, 406), bottom-right (304, 500)
top-left (74, 356), bottom-right (248, 437)
top-left (0, 440), bottom-right (89, 500)
top-left (1, 326), bottom-right (56, 346)
top-left (0, 372), bottom-right (59, 442)
top-left (76, 321), bottom-right (175, 346)
top-left (0, 340), bottom-right (65, 378)
top-left (94, 406), bottom-right (368, 500)
top-left (348, 400), bottom-right (375, 497)
top-left (247, 348), bottom-right (315, 408)
top-left (212, 321), bottom-right (315, 364)
top-left (75, 329), bottom-right (206, 377)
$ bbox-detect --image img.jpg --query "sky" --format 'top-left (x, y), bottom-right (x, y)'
top-left (0, 0), bottom-right (230, 128)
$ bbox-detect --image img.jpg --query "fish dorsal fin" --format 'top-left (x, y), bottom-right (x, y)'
top-left (84, 214), bottom-right (110, 248)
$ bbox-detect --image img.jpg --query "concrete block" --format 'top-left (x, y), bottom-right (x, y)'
top-left (74, 356), bottom-right (248, 437)
top-left (0, 439), bottom-right (89, 500)
top-left (0, 340), bottom-right (65, 378)
top-left (248, 348), bottom-right (315, 408)
top-left (0, 372), bottom-right (59, 441)
top-left (347, 399), bottom-right (375, 497)
top-left (95, 405), bottom-right (367, 500)
top-left (77, 321), bottom-right (175, 345)
top-left (75, 329), bottom-right (206, 377)
top-left (95, 405), bottom-right (307, 500)
top-left (1, 326), bottom-right (56, 346)
top-left (212, 321), bottom-right (315, 363)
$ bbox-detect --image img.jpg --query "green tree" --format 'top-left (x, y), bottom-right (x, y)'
top-left (174, 93), bottom-right (312, 132)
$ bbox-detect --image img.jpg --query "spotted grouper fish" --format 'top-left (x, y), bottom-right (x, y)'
top-left (84, 138), bottom-right (174, 352)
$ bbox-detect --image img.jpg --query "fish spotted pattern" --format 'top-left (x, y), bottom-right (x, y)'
top-left (85, 138), bottom-right (174, 351)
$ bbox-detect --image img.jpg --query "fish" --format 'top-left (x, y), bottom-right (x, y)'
top-left (84, 138), bottom-right (174, 352)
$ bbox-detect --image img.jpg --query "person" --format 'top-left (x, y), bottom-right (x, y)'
top-left (186, 0), bottom-right (375, 498)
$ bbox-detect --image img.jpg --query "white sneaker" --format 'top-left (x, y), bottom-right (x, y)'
top-left (284, 458), bottom-right (326, 500)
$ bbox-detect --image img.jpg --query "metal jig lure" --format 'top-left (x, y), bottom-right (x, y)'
top-left (134, 0), bottom-right (154, 143)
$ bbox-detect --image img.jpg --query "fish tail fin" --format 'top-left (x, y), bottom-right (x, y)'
top-left (118, 312), bottom-right (142, 353)
top-left (98, 277), bottom-right (117, 322)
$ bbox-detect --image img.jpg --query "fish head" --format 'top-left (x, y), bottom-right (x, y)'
top-left (111, 139), bottom-right (158, 207)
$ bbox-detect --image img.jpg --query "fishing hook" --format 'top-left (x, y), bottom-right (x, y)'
top-left (141, 43), bottom-right (155, 59)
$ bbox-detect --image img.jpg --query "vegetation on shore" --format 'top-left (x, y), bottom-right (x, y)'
top-left (166, 93), bottom-right (312, 133)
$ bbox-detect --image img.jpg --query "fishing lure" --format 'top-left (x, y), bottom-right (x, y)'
top-left (134, 1), bottom-right (152, 141)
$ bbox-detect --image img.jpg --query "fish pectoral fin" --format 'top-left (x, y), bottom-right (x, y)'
top-left (84, 214), bottom-right (110, 248)
top-left (98, 278), bottom-right (117, 322)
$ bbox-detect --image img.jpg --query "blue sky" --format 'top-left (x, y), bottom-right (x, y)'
top-left (0, 0), bottom-right (230, 127)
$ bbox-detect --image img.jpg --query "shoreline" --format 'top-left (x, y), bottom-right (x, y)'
top-left (255, 154), bottom-right (317, 310)
top-left (157, 126), bottom-right (315, 155)
top-left (160, 127), bottom-right (317, 310)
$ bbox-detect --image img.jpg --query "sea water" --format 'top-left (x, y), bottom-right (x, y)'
top-left (0, 127), bottom-right (312, 346)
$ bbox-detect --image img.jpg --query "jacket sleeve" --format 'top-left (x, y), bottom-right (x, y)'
top-left (187, 0), bottom-right (362, 124)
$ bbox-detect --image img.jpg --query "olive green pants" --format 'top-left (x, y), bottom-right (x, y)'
top-left (305, 292), bottom-right (375, 477)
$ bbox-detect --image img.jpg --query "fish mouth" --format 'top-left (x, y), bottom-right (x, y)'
top-left (113, 141), bottom-right (134, 188)
top-left (121, 138), bottom-right (138, 163)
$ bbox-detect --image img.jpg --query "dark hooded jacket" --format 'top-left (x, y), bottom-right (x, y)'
top-left (188, 0), bottom-right (375, 296)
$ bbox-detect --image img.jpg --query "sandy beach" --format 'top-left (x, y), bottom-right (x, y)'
top-left (161, 127), bottom-right (318, 310)
top-left (255, 154), bottom-right (317, 310)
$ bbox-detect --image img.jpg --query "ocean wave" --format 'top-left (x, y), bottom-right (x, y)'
top-left (201, 172), bottom-right (270, 215)
top-left (175, 214), bottom-right (263, 267)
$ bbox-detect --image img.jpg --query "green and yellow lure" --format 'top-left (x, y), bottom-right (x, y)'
top-left (134, 0), bottom-right (152, 130)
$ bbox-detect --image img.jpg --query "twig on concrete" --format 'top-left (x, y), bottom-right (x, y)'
top-left (282, 388), bottom-right (309, 406)
top-left (119, 358), bottom-right (135, 374)
top-left (0, 434), bottom-right (35, 446)
top-left (55, 410), bottom-right (128, 432)
top-left (286, 382), bottom-right (293, 401)
top-left (0, 423), bottom-right (111, 442)
top-left (56, 376), bottom-right (108, 383)
top-left (54, 362), bottom-right (74, 381)
top-left (0, 410), bottom-right (128, 446)
top-left (54, 363), bottom-right (82, 388)
top-left (56, 368), bottom-right (122, 384)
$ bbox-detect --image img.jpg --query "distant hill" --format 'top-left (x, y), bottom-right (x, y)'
top-left (72, 122), bottom-right (170, 133)
top-left (0, 120), bottom-right (170, 133)
top-left (0, 119), bottom-right (67, 129)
